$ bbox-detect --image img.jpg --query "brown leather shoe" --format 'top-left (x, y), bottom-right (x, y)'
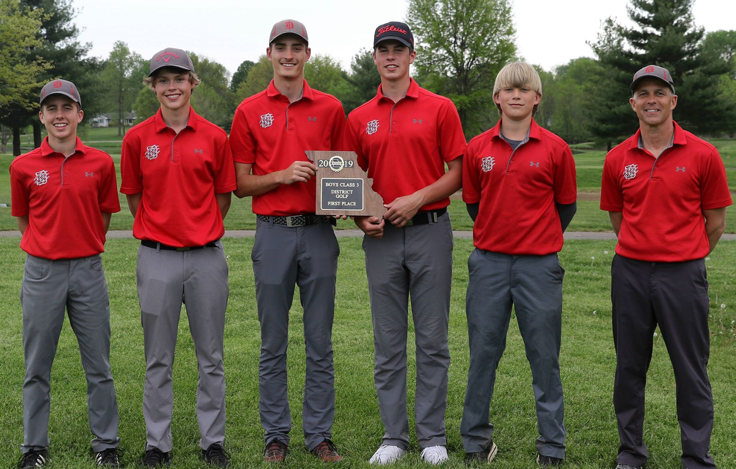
top-left (263, 441), bottom-right (288, 463)
top-left (311, 439), bottom-right (342, 463)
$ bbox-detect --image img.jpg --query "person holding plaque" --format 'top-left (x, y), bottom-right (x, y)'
top-left (343, 21), bottom-right (466, 466)
top-left (460, 62), bottom-right (577, 467)
top-left (229, 19), bottom-right (346, 463)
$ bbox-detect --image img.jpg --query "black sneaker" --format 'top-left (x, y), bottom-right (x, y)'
top-left (95, 447), bottom-right (121, 467)
top-left (18, 449), bottom-right (49, 468)
top-left (465, 442), bottom-right (498, 464)
top-left (537, 454), bottom-right (563, 466)
top-left (202, 444), bottom-right (230, 467)
top-left (142, 448), bottom-right (171, 467)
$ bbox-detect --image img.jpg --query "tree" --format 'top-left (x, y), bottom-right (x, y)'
top-left (189, 53), bottom-right (233, 128)
top-left (1, 0), bottom-right (103, 155)
top-left (231, 60), bottom-right (255, 93)
top-left (235, 55), bottom-right (273, 102)
top-left (342, 48), bottom-right (382, 113)
top-left (546, 58), bottom-right (602, 143)
top-left (0, 0), bottom-right (47, 117)
top-left (304, 54), bottom-right (349, 96)
top-left (101, 41), bottom-right (146, 136)
top-left (590, 0), bottom-right (736, 148)
top-left (407, 0), bottom-right (516, 137)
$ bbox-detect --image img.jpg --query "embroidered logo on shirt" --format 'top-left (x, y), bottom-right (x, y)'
top-left (145, 145), bottom-right (160, 161)
top-left (260, 113), bottom-right (274, 128)
top-left (194, 149), bottom-right (203, 155)
top-left (676, 166), bottom-right (686, 172)
top-left (413, 118), bottom-right (423, 124)
top-left (308, 116), bottom-right (317, 122)
top-left (34, 170), bottom-right (49, 186)
top-left (530, 161), bottom-right (540, 168)
top-left (85, 172), bottom-right (95, 177)
top-left (366, 120), bottom-right (379, 135)
top-left (481, 156), bottom-right (495, 172)
top-left (623, 163), bottom-right (639, 180)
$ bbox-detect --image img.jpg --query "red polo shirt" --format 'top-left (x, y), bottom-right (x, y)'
top-left (601, 122), bottom-right (732, 262)
top-left (230, 80), bottom-right (345, 216)
top-left (344, 79), bottom-right (466, 211)
top-left (120, 107), bottom-right (236, 247)
top-left (10, 137), bottom-right (121, 260)
top-left (463, 119), bottom-right (577, 255)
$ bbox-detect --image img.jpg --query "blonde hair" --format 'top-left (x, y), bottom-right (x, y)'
top-left (493, 62), bottom-right (542, 115)
top-left (143, 68), bottom-right (201, 91)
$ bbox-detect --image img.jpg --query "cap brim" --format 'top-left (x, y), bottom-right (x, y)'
top-left (374, 36), bottom-right (413, 48)
top-left (630, 76), bottom-right (675, 93)
top-left (270, 32), bottom-right (308, 45)
top-left (40, 91), bottom-right (80, 106)
top-left (148, 64), bottom-right (192, 77)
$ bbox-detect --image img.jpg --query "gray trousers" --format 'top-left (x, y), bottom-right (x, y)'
top-left (362, 213), bottom-right (453, 450)
top-left (137, 242), bottom-right (228, 452)
top-left (21, 254), bottom-right (120, 453)
top-left (461, 250), bottom-right (566, 459)
top-left (252, 218), bottom-right (339, 451)
top-left (612, 255), bottom-right (715, 469)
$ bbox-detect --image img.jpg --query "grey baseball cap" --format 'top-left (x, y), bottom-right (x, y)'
top-left (149, 48), bottom-right (195, 77)
top-left (39, 79), bottom-right (82, 108)
top-left (269, 19), bottom-right (308, 45)
top-left (631, 65), bottom-right (675, 94)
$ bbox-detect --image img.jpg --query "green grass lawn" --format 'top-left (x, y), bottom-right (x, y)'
top-left (0, 238), bottom-right (735, 468)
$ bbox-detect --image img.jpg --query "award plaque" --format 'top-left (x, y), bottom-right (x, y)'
top-left (305, 151), bottom-right (386, 217)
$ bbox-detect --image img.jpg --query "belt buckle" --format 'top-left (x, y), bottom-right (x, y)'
top-left (286, 216), bottom-right (295, 227)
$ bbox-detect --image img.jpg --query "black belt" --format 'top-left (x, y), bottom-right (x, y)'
top-left (141, 240), bottom-right (218, 251)
top-left (257, 214), bottom-right (333, 227)
top-left (406, 208), bottom-right (447, 226)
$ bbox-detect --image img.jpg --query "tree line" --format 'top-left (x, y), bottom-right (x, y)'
top-left (2, 0), bottom-right (735, 156)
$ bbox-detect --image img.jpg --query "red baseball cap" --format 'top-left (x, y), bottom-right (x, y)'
top-left (269, 19), bottom-right (308, 45)
top-left (631, 65), bottom-right (675, 94)
top-left (149, 48), bottom-right (195, 77)
top-left (39, 79), bottom-right (82, 108)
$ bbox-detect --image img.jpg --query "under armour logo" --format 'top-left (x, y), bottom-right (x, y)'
top-left (85, 172), bottom-right (94, 177)
top-left (308, 116), bottom-right (317, 122)
top-left (194, 149), bottom-right (203, 154)
top-left (413, 119), bottom-right (422, 124)
top-left (530, 161), bottom-right (540, 167)
top-left (676, 166), bottom-right (686, 172)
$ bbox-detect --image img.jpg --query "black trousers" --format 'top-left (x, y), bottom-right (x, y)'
top-left (611, 255), bottom-right (715, 469)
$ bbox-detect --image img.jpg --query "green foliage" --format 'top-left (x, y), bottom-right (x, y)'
top-left (407, 0), bottom-right (517, 138)
top-left (342, 49), bottom-right (382, 113)
top-left (546, 58), bottom-right (603, 143)
top-left (589, 0), bottom-right (736, 147)
top-left (101, 41), bottom-right (146, 136)
top-left (304, 54), bottom-right (349, 97)
top-left (0, 0), bottom-right (48, 116)
top-left (188, 52), bottom-right (233, 129)
top-left (230, 59), bottom-right (255, 93)
top-left (235, 55), bottom-right (272, 103)
top-left (131, 86), bottom-right (159, 124)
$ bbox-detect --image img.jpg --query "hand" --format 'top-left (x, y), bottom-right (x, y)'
top-left (355, 216), bottom-right (385, 239)
top-left (383, 193), bottom-right (423, 228)
top-left (279, 161), bottom-right (317, 185)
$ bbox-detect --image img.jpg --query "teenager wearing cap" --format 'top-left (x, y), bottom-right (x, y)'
top-left (10, 79), bottom-right (122, 468)
top-left (343, 21), bottom-right (466, 465)
top-left (601, 65), bottom-right (731, 469)
top-left (120, 48), bottom-right (236, 468)
top-left (229, 19), bottom-right (345, 463)
top-left (460, 62), bottom-right (576, 467)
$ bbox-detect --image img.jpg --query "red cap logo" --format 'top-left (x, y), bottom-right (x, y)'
top-left (645, 66), bottom-right (654, 73)
top-left (285, 21), bottom-right (294, 29)
top-left (53, 81), bottom-right (63, 88)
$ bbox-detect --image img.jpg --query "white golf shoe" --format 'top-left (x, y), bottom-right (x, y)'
top-left (369, 445), bottom-right (406, 465)
top-left (420, 446), bottom-right (449, 465)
